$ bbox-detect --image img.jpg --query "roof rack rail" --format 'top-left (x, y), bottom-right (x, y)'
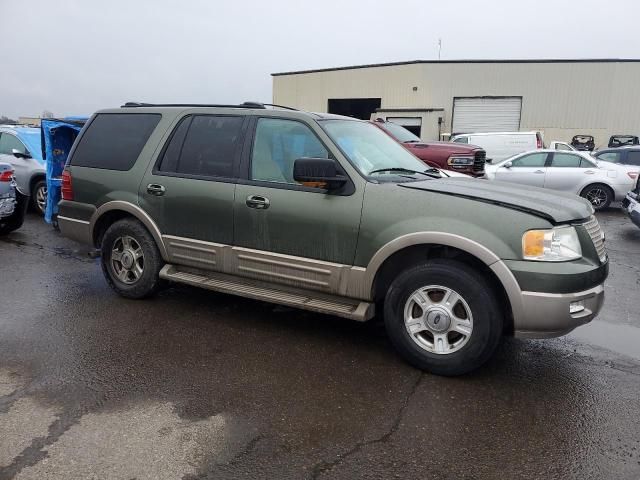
top-left (121, 101), bottom-right (298, 110)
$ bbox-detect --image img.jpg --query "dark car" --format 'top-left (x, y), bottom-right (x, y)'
top-left (371, 119), bottom-right (486, 177)
top-left (571, 135), bottom-right (595, 151)
top-left (593, 146), bottom-right (640, 168)
top-left (608, 135), bottom-right (639, 148)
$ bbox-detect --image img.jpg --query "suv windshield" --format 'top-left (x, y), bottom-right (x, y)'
top-left (380, 122), bottom-right (421, 143)
top-left (321, 120), bottom-right (430, 178)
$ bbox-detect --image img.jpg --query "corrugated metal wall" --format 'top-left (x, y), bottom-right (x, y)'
top-left (272, 61), bottom-right (640, 146)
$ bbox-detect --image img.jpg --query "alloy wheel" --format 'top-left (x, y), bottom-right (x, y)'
top-left (403, 285), bottom-right (474, 354)
top-left (110, 236), bottom-right (144, 285)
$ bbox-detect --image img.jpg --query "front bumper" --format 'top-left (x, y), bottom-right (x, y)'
top-left (514, 284), bottom-right (605, 339)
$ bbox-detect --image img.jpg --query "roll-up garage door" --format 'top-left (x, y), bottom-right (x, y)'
top-left (452, 97), bottom-right (522, 134)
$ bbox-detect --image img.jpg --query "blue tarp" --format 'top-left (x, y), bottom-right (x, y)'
top-left (41, 118), bottom-right (87, 223)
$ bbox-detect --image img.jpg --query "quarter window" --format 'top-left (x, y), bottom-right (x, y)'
top-left (157, 115), bottom-right (244, 178)
top-left (0, 133), bottom-right (27, 155)
top-left (251, 118), bottom-right (329, 184)
top-left (511, 152), bottom-right (547, 167)
top-left (71, 114), bottom-right (160, 170)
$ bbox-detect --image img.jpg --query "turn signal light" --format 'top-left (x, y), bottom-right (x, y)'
top-left (523, 230), bottom-right (545, 257)
top-left (61, 170), bottom-right (74, 200)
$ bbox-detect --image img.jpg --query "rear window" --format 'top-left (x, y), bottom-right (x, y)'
top-left (70, 113), bottom-right (161, 170)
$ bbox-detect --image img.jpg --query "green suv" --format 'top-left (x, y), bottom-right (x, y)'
top-left (58, 103), bottom-right (608, 375)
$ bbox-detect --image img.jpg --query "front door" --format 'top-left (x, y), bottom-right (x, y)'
top-left (494, 151), bottom-right (550, 188)
top-left (233, 117), bottom-right (364, 291)
top-left (0, 132), bottom-right (37, 194)
top-left (139, 114), bottom-right (247, 269)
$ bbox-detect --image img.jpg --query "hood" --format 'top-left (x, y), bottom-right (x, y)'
top-left (405, 141), bottom-right (480, 154)
top-left (400, 178), bottom-right (593, 223)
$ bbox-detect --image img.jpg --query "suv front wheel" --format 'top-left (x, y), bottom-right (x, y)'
top-left (100, 218), bottom-right (164, 299)
top-left (384, 259), bottom-right (503, 376)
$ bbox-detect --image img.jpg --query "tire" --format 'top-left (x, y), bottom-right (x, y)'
top-left (31, 179), bottom-right (47, 215)
top-left (100, 218), bottom-right (164, 299)
top-left (384, 259), bottom-right (503, 376)
top-left (581, 184), bottom-right (613, 211)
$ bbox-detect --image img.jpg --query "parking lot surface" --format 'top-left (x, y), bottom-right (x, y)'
top-left (1, 210), bottom-right (639, 480)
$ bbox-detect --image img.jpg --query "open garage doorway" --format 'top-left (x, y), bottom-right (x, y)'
top-left (328, 98), bottom-right (381, 120)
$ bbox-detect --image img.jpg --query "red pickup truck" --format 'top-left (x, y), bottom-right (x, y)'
top-left (371, 119), bottom-right (486, 177)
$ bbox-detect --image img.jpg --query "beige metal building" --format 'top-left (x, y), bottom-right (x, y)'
top-left (272, 59), bottom-right (640, 146)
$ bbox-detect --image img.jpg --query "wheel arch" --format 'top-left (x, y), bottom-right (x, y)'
top-left (365, 233), bottom-right (521, 334)
top-left (90, 201), bottom-right (168, 260)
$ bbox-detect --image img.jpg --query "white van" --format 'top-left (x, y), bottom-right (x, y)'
top-left (450, 131), bottom-right (544, 164)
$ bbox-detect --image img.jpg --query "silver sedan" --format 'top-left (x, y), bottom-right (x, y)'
top-left (484, 149), bottom-right (638, 210)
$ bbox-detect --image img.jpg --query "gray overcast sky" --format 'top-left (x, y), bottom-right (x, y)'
top-left (1, 0), bottom-right (639, 118)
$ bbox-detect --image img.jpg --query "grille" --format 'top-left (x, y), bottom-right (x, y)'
top-left (583, 216), bottom-right (606, 263)
top-left (473, 150), bottom-right (486, 172)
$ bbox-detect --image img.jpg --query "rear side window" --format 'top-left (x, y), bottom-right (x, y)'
top-left (596, 151), bottom-right (621, 163)
top-left (551, 153), bottom-right (582, 168)
top-left (157, 115), bottom-right (244, 178)
top-left (71, 114), bottom-right (160, 170)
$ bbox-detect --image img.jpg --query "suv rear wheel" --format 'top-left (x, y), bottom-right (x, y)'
top-left (384, 259), bottom-right (503, 376)
top-left (100, 218), bottom-right (164, 299)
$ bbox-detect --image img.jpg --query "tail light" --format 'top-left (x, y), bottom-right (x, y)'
top-left (0, 169), bottom-right (14, 182)
top-left (61, 169), bottom-right (74, 200)
top-left (627, 172), bottom-right (639, 180)
top-left (536, 134), bottom-right (543, 149)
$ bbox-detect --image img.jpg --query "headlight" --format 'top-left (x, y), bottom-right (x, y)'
top-left (522, 227), bottom-right (582, 261)
top-left (448, 156), bottom-right (474, 166)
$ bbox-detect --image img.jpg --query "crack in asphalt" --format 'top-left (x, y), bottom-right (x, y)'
top-left (0, 410), bottom-right (81, 480)
top-left (309, 372), bottom-right (423, 480)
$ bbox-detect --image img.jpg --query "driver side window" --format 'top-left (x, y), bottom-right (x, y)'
top-left (511, 152), bottom-right (548, 167)
top-left (251, 118), bottom-right (329, 184)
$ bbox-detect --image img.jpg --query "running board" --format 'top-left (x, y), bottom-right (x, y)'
top-left (159, 264), bottom-right (375, 322)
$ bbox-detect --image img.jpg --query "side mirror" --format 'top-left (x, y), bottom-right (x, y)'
top-left (293, 158), bottom-right (348, 191)
top-left (503, 161), bottom-right (513, 169)
top-left (12, 149), bottom-right (30, 159)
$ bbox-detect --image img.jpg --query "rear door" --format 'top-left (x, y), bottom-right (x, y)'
top-left (544, 152), bottom-right (598, 194)
top-left (493, 151), bottom-right (549, 187)
top-left (139, 114), bottom-right (248, 269)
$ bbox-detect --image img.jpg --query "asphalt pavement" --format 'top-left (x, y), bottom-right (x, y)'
top-left (1, 210), bottom-right (639, 480)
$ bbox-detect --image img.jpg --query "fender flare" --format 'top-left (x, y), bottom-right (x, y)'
top-left (360, 232), bottom-right (524, 321)
top-left (90, 201), bottom-right (169, 259)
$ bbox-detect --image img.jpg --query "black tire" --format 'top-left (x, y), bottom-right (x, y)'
top-left (30, 179), bottom-right (47, 215)
top-left (100, 218), bottom-right (164, 299)
top-left (581, 183), bottom-right (613, 211)
top-left (384, 259), bottom-right (503, 376)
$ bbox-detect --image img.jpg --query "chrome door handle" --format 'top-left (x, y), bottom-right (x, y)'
top-left (534, 170), bottom-right (545, 174)
top-left (246, 195), bottom-right (270, 209)
top-left (146, 183), bottom-right (166, 196)
top-left (584, 170), bottom-right (595, 174)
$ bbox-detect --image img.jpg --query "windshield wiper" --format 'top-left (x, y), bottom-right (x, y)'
top-left (369, 167), bottom-right (440, 178)
top-left (403, 140), bottom-right (421, 144)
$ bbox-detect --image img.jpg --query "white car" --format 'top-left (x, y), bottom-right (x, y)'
top-left (484, 149), bottom-right (636, 210)
top-left (549, 141), bottom-right (576, 151)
